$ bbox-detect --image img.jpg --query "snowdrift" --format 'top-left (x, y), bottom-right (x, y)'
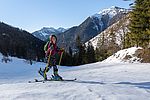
top-left (103, 47), bottom-right (143, 63)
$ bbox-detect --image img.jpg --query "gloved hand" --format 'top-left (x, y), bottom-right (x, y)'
top-left (45, 48), bottom-right (51, 57)
top-left (60, 48), bottom-right (64, 52)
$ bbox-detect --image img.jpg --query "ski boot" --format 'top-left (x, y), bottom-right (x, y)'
top-left (51, 74), bottom-right (63, 81)
top-left (38, 68), bottom-right (47, 80)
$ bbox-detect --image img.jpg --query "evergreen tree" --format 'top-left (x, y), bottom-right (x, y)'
top-left (125, 32), bottom-right (132, 48)
top-left (108, 28), bottom-right (120, 54)
top-left (128, 0), bottom-right (150, 47)
top-left (75, 35), bottom-right (86, 65)
top-left (76, 35), bottom-right (82, 49)
top-left (86, 41), bottom-right (96, 63)
top-left (61, 51), bottom-right (73, 66)
top-left (68, 46), bottom-right (73, 65)
top-left (95, 47), bottom-right (102, 61)
top-left (96, 33), bottom-right (110, 61)
top-left (69, 46), bottom-right (73, 57)
top-left (145, 0), bottom-right (150, 47)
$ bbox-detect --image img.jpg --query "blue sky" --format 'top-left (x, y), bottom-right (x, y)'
top-left (0, 0), bottom-right (132, 32)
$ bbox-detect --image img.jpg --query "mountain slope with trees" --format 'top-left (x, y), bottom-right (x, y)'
top-left (0, 22), bottom-right (45, 61)
top-left (86, 0), bottom-right (150, 63)
top-left (57, 6), bottom-right (129, 50)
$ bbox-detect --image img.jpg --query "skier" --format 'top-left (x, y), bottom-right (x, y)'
top-left (38, 35), bottom-right (64, 81)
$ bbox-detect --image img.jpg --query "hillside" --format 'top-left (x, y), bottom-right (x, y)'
top-left (86, 14), bottom-right (129, 49)
top-left (57, 6), bottom-right (129, 50)
top-left (0, 53), bottom-right (150, 100)
top-left (103, 47), bottom-right (143, 63)
top-left (0, 22), bottom-right (45, 60)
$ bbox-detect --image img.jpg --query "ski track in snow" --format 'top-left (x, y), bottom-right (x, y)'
top-left (0, 55), bottom-right (150, 100)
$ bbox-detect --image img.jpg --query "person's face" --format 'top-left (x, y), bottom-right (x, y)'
top-left (52, 37), bottom-right (56, 44)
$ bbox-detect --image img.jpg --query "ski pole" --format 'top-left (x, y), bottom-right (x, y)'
top-left (46, 50), bottom-right (52, 69)
top-left (59, 51), bottom-right (64, 66)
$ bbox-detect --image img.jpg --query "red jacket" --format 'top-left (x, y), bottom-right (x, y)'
top-left (46, 42), bottom-right (63, 57)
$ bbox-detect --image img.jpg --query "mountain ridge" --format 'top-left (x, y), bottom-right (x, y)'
top-left (56, 6), bottom-right (129, 50)
top-left (32, 27), bottom-right (67, 41)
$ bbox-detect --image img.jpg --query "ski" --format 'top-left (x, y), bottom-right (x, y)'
top-left (28, 78), bottom-right (77, 83)
top-left (62, 78), bottom-right (77, 81)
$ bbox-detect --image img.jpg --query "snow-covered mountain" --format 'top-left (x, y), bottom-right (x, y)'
top-left (0, 52), bottom-right (150, 99)
top-left (86, 13), bottom-right (129, 49)
top-left (90, 6), bottom-right (129, 32)
top-left (57, 6), bottom-right (129, 50)
top-left (32, 27), bottom-right (67, 41)
top-left (57, 27), bottom-right (67, 33)
top-left (92, 6), bottom-right (129, 19)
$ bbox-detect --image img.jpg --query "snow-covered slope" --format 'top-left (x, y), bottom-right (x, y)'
top-left (0, 54), bottom-right (44, 84)
top-left (90, 6), bottom-right (129, 32)
top-left (86, 13), bottom-right (129, 49)
top-left (103, 47), bottom-right (143, 63)
top-left (32, 27), bottom-right (67, 41)
top-left (0, 54), bottom-right (150, 100)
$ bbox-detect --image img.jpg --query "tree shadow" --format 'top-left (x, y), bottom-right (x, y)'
top-left (115, 82), bottom-right (150, 89)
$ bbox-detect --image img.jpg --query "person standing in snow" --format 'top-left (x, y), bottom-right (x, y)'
top-left (39, 35), bottom-right (64, 80)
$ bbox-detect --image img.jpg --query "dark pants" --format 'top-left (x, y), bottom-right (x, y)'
top-left (44, 57), bottom-right (58, 76)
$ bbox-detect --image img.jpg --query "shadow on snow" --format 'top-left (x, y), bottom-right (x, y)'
top-left (115, 82), bottom-right (150, 89)
top-left (63, 80), bottom-right (105, 85)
